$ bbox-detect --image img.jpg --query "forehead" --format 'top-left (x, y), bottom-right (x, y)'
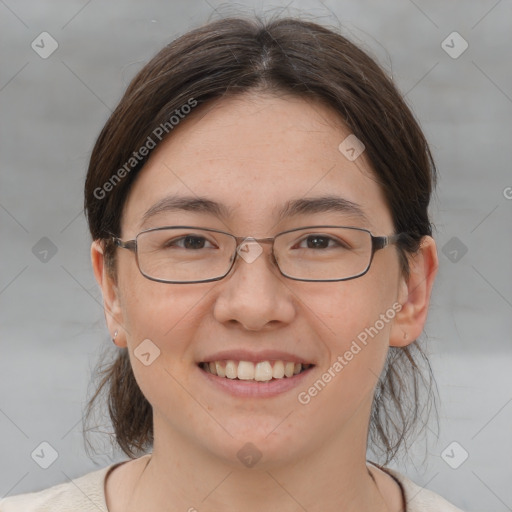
top-left (121, 93), bottom-right (393, 235)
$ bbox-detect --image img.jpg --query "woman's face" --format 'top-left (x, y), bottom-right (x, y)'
top-left (103, 92), bottom-right (415, 467)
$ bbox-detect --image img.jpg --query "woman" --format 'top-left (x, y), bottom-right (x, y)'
top-left (0, 16), bottom-right (465, 512)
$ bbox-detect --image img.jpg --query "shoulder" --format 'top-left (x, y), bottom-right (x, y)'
top-left (374, 463), bottom-right (466, 512)
top-left (0, 463), bottom-right (114, 512)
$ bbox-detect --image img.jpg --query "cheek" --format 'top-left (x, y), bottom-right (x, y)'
top-left (323, 295), bottom-right (393, 383)
top-left (310, 271), bottom-right (398, 345)
top-left (118, 279), bottom-right (208, 416)
top-left (294, 288), bottom-right (397, 436)
top-left (117, 249), bottom-right (206, 342)
top-left (302, 271), bottom-right (399, 393)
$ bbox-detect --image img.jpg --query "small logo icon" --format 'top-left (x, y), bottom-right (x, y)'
top-left (31, 32), bottom-right (59, 59)
top-left (441, 32), bottom-right (468, 59)
top-left (338, 134), bottom-right (365, 161)
top-left (237, 442), bottom-right (262, 468)
top-left (32, 237), bottom-right (58, 263)
top-left (503, 186), bottom-right (512, 200)
top-left (134, 338), bottom-right (161, 366)
top-left (441, 441), bottom-right (469, 469)
top-left (442, 236), bottom-right (468, 263)
top-left (31, 441), bottom-right (59, 469)
top-left (237, 238), bottom-right (263, 263)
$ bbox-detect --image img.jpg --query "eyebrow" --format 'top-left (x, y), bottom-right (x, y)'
top-left (140, 196), bottom-right (233, 227)
top-left (276, 195), bottom-right (369, 224)
top-left (140, 194), bottom-right (369, 228)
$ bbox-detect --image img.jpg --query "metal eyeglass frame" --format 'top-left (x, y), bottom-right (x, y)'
top-left (110, 225), bottom-right (404, 284)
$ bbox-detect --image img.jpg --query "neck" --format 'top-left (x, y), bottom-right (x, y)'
top-left (128, 414), bottom-right (390, 512)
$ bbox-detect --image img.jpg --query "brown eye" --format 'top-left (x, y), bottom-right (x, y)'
top-left (295, 234), bottom-right (349, 250)
top-left (163, 235), bottom-right (215, 250)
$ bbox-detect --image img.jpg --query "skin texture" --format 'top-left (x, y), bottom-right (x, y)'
top-left (91, 92), bottom-right (438, 512)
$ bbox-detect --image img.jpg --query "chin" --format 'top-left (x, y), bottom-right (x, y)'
top-left (197, 418), bottom-right (313, 470)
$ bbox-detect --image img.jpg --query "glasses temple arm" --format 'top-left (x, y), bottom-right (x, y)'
top-left (111, 236), bottom-right (137, 252)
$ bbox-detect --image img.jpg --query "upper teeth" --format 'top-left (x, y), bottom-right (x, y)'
top-left (202, 360), bottom-right (311, 381)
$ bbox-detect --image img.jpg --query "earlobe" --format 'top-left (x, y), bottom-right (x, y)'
top-left (91, 240), bottom-right (127, 347)
top-left (389, 236), bottom-right (438, 347)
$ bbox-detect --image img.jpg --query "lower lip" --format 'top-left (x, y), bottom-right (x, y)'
top-left (197, 365), bottom-right (314, 398)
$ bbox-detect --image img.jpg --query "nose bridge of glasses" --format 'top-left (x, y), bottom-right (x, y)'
top-left (231, 235), bottom-right (279, 270)
top-left (234, 235), bottom-right (275, 250)
top-left (233, 233), bottom-right (273, 242)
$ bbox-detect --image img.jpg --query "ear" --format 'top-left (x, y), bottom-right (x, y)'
top-left (390, 236), bottom-right (438, 347)
top-left (91, 240), bottom-right (127, 348)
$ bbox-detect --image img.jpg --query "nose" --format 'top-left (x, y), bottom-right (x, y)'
top-left (212, 239), bottom-right (296, 330)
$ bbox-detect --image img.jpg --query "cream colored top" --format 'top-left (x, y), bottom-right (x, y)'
top-left (0, 456), bottom-right (465, 511)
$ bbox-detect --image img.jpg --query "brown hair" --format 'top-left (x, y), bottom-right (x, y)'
top-left (83, 15), bottom-right (438, 464)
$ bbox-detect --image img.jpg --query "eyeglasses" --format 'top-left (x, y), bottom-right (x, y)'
top-left (110, 225), bottom-right (403, 284)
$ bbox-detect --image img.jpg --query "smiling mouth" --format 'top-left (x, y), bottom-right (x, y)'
top-left (198, 360), bottom-right (314, 382)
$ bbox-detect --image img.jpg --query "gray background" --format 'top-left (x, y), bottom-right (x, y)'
top-left (1, 1), bottom-right (511, 510)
